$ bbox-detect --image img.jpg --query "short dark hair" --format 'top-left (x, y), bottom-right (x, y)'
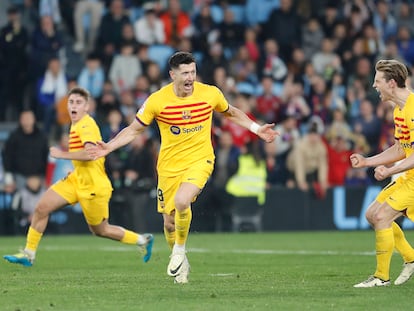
top-left (68, 87), bottom-right (90, 102)
top-left (168, 51), bottom-right (196, 70)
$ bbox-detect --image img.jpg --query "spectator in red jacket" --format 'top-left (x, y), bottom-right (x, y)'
top-left (159, 0), bottom-right (193, 48)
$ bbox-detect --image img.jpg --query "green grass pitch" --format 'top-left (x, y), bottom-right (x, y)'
top-left (1, 231), bottom-right (414, 311)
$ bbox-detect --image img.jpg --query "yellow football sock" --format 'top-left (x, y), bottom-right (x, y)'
top-left (164, 227), bottom-right (175, 250)
top-left (25, 226), bottom-right (43, 252)
top-left (120, 229), bottom-right (139, 245)
top-left (392, 222), bottom-right (414, 263)
top-left (374, 227), bottom-right (394, 281)
top-left (175, 207), bottom-right (192, 246)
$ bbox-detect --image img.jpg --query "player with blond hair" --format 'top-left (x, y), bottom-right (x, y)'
top-left (351, 59), bottom-right (414, 287)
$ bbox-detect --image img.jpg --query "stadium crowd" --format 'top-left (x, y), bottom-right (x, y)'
top-left (1, 0), bottom-right (414, 231)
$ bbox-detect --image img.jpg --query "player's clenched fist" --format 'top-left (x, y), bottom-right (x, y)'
top-left (350, 153), bottom-right (366, 168)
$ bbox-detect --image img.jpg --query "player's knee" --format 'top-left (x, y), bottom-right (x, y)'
top-left (174, 196), bottom-right (190, 211)
top-left (34, 202), bottom-right (52, 217)
top-left (90, 225), bottom-right (106, 237)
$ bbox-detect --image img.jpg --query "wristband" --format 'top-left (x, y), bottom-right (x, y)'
top-left (249, 122), bottom-right (260, 135)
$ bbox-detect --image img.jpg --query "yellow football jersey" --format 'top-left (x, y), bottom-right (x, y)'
top-left (394, 93), bottom-right (414, 177)
top-left (137, 81), bottom-right (229, 176)
top-left (69, 114), bottom-right (112, 192)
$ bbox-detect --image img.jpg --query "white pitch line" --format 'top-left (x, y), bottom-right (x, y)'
top-left (0, 245), bottom-right (375, 256)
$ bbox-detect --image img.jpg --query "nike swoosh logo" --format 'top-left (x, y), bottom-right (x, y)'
top-left (169, 262), bottom-right (183, 275)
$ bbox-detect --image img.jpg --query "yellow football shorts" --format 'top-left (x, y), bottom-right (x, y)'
top-left (51, 172), bottom-right (112, 226)
top-left (376, 175), bottom-right (414, 220)
top-left (157, 159), bottom-right (214, 215)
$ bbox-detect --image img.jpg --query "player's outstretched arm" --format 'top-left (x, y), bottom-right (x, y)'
top-left (223, 105), bottom-right (278, 143)
top-left (89, 119), bottom-right (146, 159)
top-left (50, 146), bottom-right (94, 161)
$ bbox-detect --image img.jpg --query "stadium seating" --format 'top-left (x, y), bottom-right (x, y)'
top-left (147, 44), bottom-right (176, 72)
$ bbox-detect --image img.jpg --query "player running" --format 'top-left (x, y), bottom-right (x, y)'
top-left (351, 59), bottom-right (414, 288)
top-left (4, 87), bottom-right (153, 267)
top-left (88, 52), bottom-right (277, 283)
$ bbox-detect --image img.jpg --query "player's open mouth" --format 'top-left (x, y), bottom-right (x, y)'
top-left (71, 111), bottom-right (77, 116)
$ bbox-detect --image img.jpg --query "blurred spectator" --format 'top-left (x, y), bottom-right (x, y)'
top-left (351, 98), bottom-right (381, 155)
top-left (96, 80), bottom-right (120, 125)
top-left (39, 0), bottom-right (62, 26)
top-left (265, 112), bottom-right (300, 186)
top-left (286, 119), bottom-right (328, 195)
top-left (20, 0), bottom-right (39, 35)
top-left (102, 108), bottom-right (128, 189)
top-left (343, 0), bottom-right (372, 40)
top-left (325, 133), bottom-right (353, 187)
top-left (378, 104), bottom-right (395, 152)
top-left (133, 2), bottom-right (165, 46)
top-left (29, 15), bottom-right (64, 86)
top-left (159, 0), bottom-right (193, 48)
top-left (325, 108), bottom-right (352, 143)
top-left (120, 22), bottom-right (140, 51)
top-left (212, 66), bottom-right (236, 99)
top-left (145, 61), bottom-right (165, 93)
top-left (118, 90), bottom-right (138, 123)
top-left (200, 41), bottom-right (228, 84)
top-left (332, 22), bottom-right (352, 63)
top-left (302, 17), bottom-right (324, 61)
top-left (77, 53), bottom-right (105, 99)
top-left (226, 141), bottom-right (267, 205)
top-left (396, 25), bottom-right (414, 66)
top-left (229, 45), bottom-right (258, 87)
top-left (254, 75), bottom-right (284, 124)
top-left (108, 42), bottom-right (143, 95)
top-left (191, 3), bottom-right (216, 53)
top-left (372, 0), bottom-right (398, 42)
top-left (395, 1), bottom-right (414, 37)
top-left (243, 27), bottom-right (260, 63)
top-left (217, 7), bottom-right (245, 56)
top-left (11, 175), bottom-right (46, 232)
top-left (36, 57), bottom-right (68, 133)
top-left (96, 0), bottom-right (130, 54)
top-left (311, 37), bottom-right (342, 81)
top-left (283, 81), bottom-right (311, 125)
top-left (360, 23), bottom-right (385, 63)
top-left (258, 39), bottom-right (287, 82)
top-left (307, 75), bottom-right (330, 123)
top-left (377, 39), bottom-right (405, 64)
top-left (122, 133), bottom-right (156, 232)
top-left (2, 110), bottom-right (49, 193)
top-left (347, 57), bottom-right (374, 98)
top-left (101, 108), bottom-right (127, 142)
top-left (286, 47), bottom-right (306, 82)
top-left (347, 78), bottom-right (367, 121)
top-left (0, 6), bottom-right (29, 121)
top-left (318, 2), bottom-right (341, 38)
top-left (73, 0), bottom-right (104, 53)
top-left (132, 75), bottom-right (150, 107)
top-left (262, 0), bottom-right (301, 61)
